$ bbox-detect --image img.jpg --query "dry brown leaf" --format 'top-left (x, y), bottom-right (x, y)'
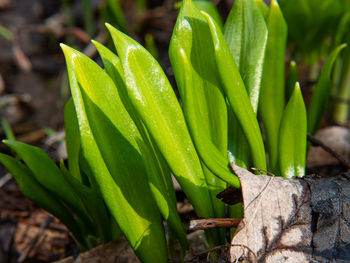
top-left (230, 164), bottom-right (350, 262)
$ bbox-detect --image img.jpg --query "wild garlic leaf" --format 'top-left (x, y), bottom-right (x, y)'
top-left (64, 99), bottom-right (82, 182)
top-left (94, 40), bottom-right (188, 252)
top-left (224, 0), bottom-right (267, 112)
top-left (286, 61), bottom-right (299, 101)
top-left (203, 11), bottom-right (267, 171)
top-left (308, 44), bottom-right (347, 135)
top-left (279, 83), bottom-right (307, 178)
top-left (136, 137), bottom-right (189, 251)
top-left (107, 24), bottom-right (216, 221)
top-left (193, 0), bottom-right (223, 29)
top-left (59, 160), bottom-right (116, 244)
top-left (3, 140), bottom-right (93, 230)
top-left (224, 0), bottom-right (267, 169)
top-left (258, 0), bottom-right (287, 173)
top-left (0, 153), bottom-right (87, 248)
top-left (169, 0), bottom-right (228, 229)
top-left (61, 44), bottom-right (168, 263)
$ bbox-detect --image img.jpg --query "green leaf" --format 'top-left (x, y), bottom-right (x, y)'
top-left (94, 40), bottom-right (187, 251)
top-left (61, 44), bottom-right (168, 263)
top-left (136, 137), bottom-right (188, 251)
top-left (64, 99), bottom-right (82, 182)
top-left (202, 11), bottom-right (267, 171)
top-left (278, 82), bottom-right (307, 178)
top-left (253, 0), bottom-right (269, 18)
top-left (169, 0), bottom-right (228, 229)
top-left (224, 0), bottom-right (267, 112)
top-left (106, 24), bottom-right (216, 221)
top-left (0, 153), bottom-right (88, 249)
top-left (3, 140), bottom-right (94, 231)
top-left (1, 118), bottom-right (15, 140)
top-left (258, 0), bottom-right (287, 172)
top-left (286, 61), bottom-right (299, 101)
top-left (59, 160), bottom-right (118, 244)
top-left (279, 0), bottom-right (343, 61)
top-left (193, 0), bottom-right (223, 29)
top-left (223, 0), bottom-right (267, 169)
top-left (307, 44), bottom-right (347, 135)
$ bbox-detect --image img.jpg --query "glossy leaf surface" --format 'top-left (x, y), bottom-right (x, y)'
top-left (107, 24), bottom-right (215, 219)
top-left (61, 44), bottom-right (167, 263)
top-left (94, 40), bottom-right (187, 251)
top-left (64, 99), bottom-right (82, 182)
top-left (224, 0), bottom-right (267, 112)
top-left (203, 11), bottom-right (267, 171)
top-left (258, 0), bottom-right (287, 172)
top-left (279, 83), bottom-right (307, 178)
top-left (224, 0), bottom-right (267, 168)
top-left (169, 0), bottom-right (228, 226)
top-left (193, 0), bottom-right (223, 29)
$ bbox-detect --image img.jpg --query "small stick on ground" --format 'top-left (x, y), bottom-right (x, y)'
top-left (189, 218), bottom-right (241, 231)
top-left (307, 133), bottom-right (350, 169)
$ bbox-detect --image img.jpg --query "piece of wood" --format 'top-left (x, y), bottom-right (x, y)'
top-left (190, 218), bottom-right (241, 231)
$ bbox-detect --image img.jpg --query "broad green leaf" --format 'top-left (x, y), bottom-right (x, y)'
top-left (61, 45), bottom-right (168, 263)
top-left (174, 48), bottom-right (240, 188)
top-left (278, 83), bottom-right (307, 178)
top-left (258, 0), bottom-right (287, 173)
top-left (169, 0), bottom-right (227, 227)
top-left (3, 140), bottom-right (94, 231)
top-left (65, 99), bottom-right (96, 189)
top-left (193, 0), bottom-right (223, 29)
top-left (0, 153), bottom-right (89, 249)
top-left (286, 61), bottom-right (299, 101)
top-left (94, 40), bottom-right (187, 251)
top-left (106, 24), bottom-right (216, 221)
top-left (224, 0), bottom-right (267, 112)
top-left (59, 160), bottom-right (117, 244)
top-left (223, 0), bottom-right (267, 169)
top-left (64, 99), bottom-right (82, 182)
top-left (308, 44), bottom-right (346, 135)
top-left (202, 11), bottom-right (266, 171)
top-left (254, 0), bottom-right (269, 18)
top-left (92, 40), bottom-right (139, 124)
top-left (136, 137), bottom-right (188, 251)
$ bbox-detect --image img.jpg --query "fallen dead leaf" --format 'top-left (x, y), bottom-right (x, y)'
top-left (230, 164), bottom-right (350, 262)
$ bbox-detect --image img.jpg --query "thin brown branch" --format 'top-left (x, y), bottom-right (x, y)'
top-left (189, 218), bottom-right (241, 231)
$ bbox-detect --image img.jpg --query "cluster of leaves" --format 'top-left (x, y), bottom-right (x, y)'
top-left (0, 0), bottom-right (347, 262)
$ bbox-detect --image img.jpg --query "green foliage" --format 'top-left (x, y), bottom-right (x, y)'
top-left (278, 83), bottom-right (307, 178)
top-left (0, 0), bottom-right (346, 262)
top-left (258, 0), bottom-right (287, 173)
top-left (307, 44), bottom-right (347, 135)
top-left (223, 0), bottom-right (267, 168)
top-left (279, 0), bottom-right (347, 63)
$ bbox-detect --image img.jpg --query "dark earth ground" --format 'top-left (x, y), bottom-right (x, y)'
top-left (0, 0), bottom-right (348, 262)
